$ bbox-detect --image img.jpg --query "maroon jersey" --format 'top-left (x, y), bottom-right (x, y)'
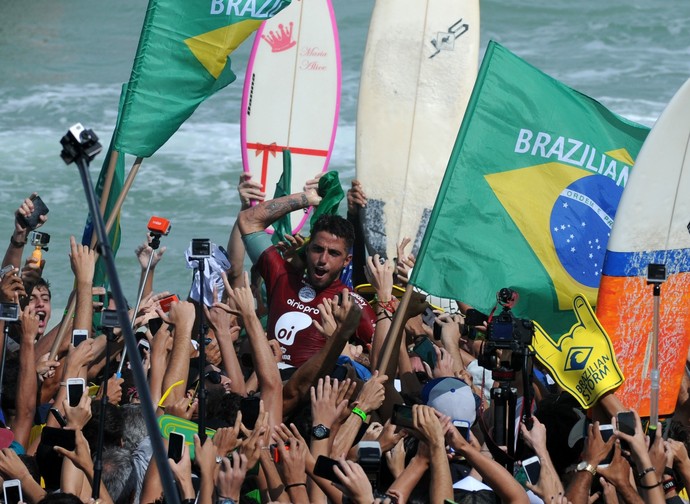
top-left (257, 247), bottom-right (376, 367)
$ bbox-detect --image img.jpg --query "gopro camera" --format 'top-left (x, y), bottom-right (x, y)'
top-left (647, 263), bottom-right (666, 284)
top-left (60, 123), bottom-right (102, 164)
top-left (147, 216), bottom-right (171, 236)
top-left (100, 309), bottom-right (120, 329)
top-left (357, 441), bottom-right (382, 489)
top-left (30, 231), bottom-right (51, 248)
top-left (191, 238), bottom-right (211, 258)
top-left (0, 303), bottom-right (20, 322)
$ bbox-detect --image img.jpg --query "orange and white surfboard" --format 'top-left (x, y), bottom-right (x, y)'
top-left (596, 78), bottom-right (690, 417)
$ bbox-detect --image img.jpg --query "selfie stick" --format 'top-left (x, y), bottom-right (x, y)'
top-left (0, 322), bottom-right (11, 407)
top-left (647, 266), bottom-right (664, 443)
top-left (61, 125), bottom-right (180, 504)
top-left (116, 230), bottom-right (163, 378)
top-left (193, 251), bottom-right (208, 443)
top-left (92, 325), bottom-right (117, 499)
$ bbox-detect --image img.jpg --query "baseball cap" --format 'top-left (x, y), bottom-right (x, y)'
top-left (422, 377), bottom-right (479, 424)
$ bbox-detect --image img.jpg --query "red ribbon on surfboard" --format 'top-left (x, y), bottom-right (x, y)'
top-left (247, 141), bottom-right (329, 191)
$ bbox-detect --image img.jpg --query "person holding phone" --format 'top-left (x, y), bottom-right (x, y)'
top-left (3, 193), bottom-right (49, 274)
top-left (519, 417), bottom-right (564, 500)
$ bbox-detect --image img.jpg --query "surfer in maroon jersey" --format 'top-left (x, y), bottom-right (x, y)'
top-left (237, 181), bottom-right (376, 368)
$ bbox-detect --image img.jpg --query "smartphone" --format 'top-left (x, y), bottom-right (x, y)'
top-left (72, 329), bottom-right (89, 347)
top-left (391, 403), bottom-right (415, 429)
top-left (313, 455), bottom-right (340, 483)
top-left (159, 294), bottom-right (180, 313)
top-left (240, 396), bottom-right (261, 430)
top-left (168, 431), bottom-right (185, 463)
top-left (465, 308), bottom-right (488, 327)
top-left (522, 455), bottom-right (541, 485)
top-left (40, 426), bottom-right (76, 451)
top-left (138, 339), bottom-right (150, 360)
top-left (17, 194), bottom-right (49, 231)
top-left (598, 424), bottom-right (615, 467)
top-left (453, 420), bottom-right (471, 441)
top-left (412, 337), bottom-right (437, 369)
top-left (66, 377), bottom-right (85, 407)
top-left (617, 411), bottom-right (635, 436)
top-left (422, 307), bottom-right (437, 327)
top-left (49, 407), bottom-right (67, 428)
top-left (3, 479), bottom-right (23, 504)
top-left (148, 317), bottom-right (163, 335)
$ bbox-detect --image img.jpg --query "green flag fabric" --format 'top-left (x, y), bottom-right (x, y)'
top-left (409, 41), bottom-right (650, 335)
top-left (310, 170), bottom-right (345, 227)
top-left (114, 0), bottom-right (291, 157)
top-left (271, 149), bottom-right (293, 245)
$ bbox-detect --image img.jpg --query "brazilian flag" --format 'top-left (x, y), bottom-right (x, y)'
top-left (409, 41), bottom-right (650, 335)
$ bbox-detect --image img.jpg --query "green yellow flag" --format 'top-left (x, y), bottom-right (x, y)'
top-left (114, 0), bottom-right (291, 157)
top-left (409, 41), bottom-right (650, 335)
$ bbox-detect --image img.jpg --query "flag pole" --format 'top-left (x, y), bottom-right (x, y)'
top-left (48, 156), bottom-right (144, 361)
top-left (376, 286), bottom-right (413, 374)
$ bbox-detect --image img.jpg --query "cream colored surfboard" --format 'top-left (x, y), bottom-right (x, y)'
top-left (356, 0), bottom-right (480, 260)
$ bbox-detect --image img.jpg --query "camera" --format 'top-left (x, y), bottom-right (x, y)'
top-left (100, 309), bottom-right (120, 329)
top-left (477, 288), bottom-right (534, 375)
top-left (30, 231), bottom-right (50, 248)
top-left (147, 216), bottom-right (171, 236)
top-left (357, 441), bottom-right (381, 489)
top-left (647, 263), bottom-right (666, 284)
top-left (0, 303), bottom-right (20, 322)
top-left (190, 238), bottom-right (211, 258)
top-left (60, 123), bottom-right (102, 164)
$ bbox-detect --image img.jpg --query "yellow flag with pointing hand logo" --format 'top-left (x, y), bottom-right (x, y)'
top-left (532, 294), bottom-right (624, 409)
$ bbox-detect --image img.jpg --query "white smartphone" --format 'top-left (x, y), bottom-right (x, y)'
top-left (598, 424), bottom-right (615, 467)
top-left (3, 479), bottom-right (23, 504)
top-left (168, 431), bottom-right (185, 463)
top-left (453, 420), bottom-right (471, 441)
top-left (72, 329), bottom-right (89, 347)
top-left (522, 455), bottom-right (541, 484)
top-left (66, 377), bottom-right (86, 408)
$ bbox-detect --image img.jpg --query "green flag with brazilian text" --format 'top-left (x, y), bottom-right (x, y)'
top-left (409, 41), bottom-right (650, 335)
top-left (114, 0), bottom-right (291, 157)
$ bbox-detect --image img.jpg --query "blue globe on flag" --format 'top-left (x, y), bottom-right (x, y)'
top-left (549, 175), bottom-right (622, 288)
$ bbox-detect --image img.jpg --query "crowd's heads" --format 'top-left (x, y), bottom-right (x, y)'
top-left (422, 377), bottom-right (478, 425)
top-left (101, 446), bottom-right (136, 504)
top-left (306, 215), bottom-right (354, 290)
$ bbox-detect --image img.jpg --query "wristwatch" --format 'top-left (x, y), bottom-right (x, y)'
top-left (576, 461), bottom-right (597, 476)
top-left (312, 423), bottom-right (331, 440)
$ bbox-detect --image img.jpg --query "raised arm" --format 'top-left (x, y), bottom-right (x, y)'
top-left (237, 189), bottom-right (321, 236)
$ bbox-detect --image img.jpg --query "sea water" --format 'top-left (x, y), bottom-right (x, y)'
top-left (1, 0), bottom-right (689, 323)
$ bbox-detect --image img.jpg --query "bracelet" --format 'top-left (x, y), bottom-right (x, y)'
top-left (636, 466), bottom-right (656, 480)
top-left (376, 300), bottom-right (397, 314)
top-left (284, 482), bottom-right (307, 490)
top-left (9, 236), bottom-right (26, 248)
top-left (216, 498), bottom-right (236, 504)
top-left (638, 480), bottom-right (662, 490)
top-left (351, 407), bottom-right (367, 422)
top-left (181, 499), bottom-right (196, 504)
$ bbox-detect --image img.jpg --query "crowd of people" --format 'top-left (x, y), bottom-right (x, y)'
top-left (1, 173), bottom-right (690, 504)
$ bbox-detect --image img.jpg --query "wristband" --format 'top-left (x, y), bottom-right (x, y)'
top-left (9, 236), bottom-right (26, 248)
top-left (663, 478), bottom-right (676, 493)
top-left (351, 407), bottom-right (367, 421)
top-left (284, 482), bottom-right (307, 490)
top-left (216, 498), bottom-right (236, 504)
top-left (638, 480), bottom-right (662, 490)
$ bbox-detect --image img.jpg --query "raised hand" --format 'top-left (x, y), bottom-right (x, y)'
top-left (238, 172), bottom-right (266, 209)
top-left (311, 377), bottom-right (349, 428)
top-left (347, 180), bottom-right (367, 215)
top-left (134, 234), bottom-right (166, 269)
top-left (69, 235), bottom-right (96, 285)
